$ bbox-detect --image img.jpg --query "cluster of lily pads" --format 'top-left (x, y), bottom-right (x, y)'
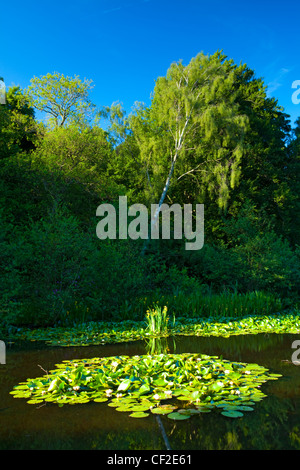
top-left (10, 353), bottom-right (282, 420)
top-left (8, 312), bottom-right (300, 347)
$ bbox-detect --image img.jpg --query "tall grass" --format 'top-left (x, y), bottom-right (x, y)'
top-left (137, 290), bottom-right (282, 321)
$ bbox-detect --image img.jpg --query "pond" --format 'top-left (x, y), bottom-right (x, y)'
top-left (1, 333), bottom-right (300, 450)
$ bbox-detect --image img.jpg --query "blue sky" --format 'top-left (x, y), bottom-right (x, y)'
top-left (1, 0), bottom-right (300, 127)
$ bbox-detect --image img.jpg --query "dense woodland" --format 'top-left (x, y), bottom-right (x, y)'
top-left (1, 51), bottom-right (299, 328)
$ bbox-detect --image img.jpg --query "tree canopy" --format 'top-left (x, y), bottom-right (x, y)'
top-left (27, 72), bottom-right (95, 128)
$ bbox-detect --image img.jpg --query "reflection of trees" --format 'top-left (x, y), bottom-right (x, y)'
top-left (170, 333), bottom-right (288, 357)
top-left (164, 396), bottom-right (300, 450)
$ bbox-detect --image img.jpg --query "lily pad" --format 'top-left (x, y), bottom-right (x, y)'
top-left (221, 410), bottom-right (244, 418)
top-left (10, 352), bottom-right (282, 421)
top-left (167, 412), bottom-right (191, 420)
top-left (129, 412), bottom-right (149, 418)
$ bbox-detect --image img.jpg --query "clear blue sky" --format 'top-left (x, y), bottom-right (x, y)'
top-left (1, 0), bottom-right (300, 127)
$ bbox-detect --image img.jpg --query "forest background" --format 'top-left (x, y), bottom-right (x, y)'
top-left (0, 49), bottom-right (299, 328)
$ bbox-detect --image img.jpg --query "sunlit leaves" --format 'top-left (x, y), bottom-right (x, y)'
top-left (27, 73), bottom-right (95, 128)
top-left (11, 353), bottom-right (281, 421)
top-left (10, 313), bottom-right (300, 347)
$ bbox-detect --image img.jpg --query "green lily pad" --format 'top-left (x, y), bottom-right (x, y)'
top-left (10, 352), bottom-right (282, 421)
top-left (178, 408), bottom-right (200, 415)
top-left (221, 410), bottom-right (244, 418)
top-left (116, 406), bottom-right (133, 412)
top-left (151, 408), bottom-right (172, 415)
top-left (126, 404), bottom-right (151, 412)
top-left (129, 412), bottom-right (149, 418)
top-left (167, 412), bottom-right (191, 420)
top-left (196, 407), bottom-right (212, 413)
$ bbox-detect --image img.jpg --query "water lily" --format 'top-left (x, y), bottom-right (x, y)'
top-left (11, 352), bottom-right (282, 423)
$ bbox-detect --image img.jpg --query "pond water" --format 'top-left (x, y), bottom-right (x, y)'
top-left (1, 333), bottom-right (300, 450)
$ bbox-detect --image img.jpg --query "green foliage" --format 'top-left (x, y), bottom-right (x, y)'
top-left (7, 311), bottom-right (300, 347)
top-left (145, 305), bottom-right (174, 335)
top-left (10, 353), bottom-right (281, 420)
top-left (130, 51), bottom-right (249, 211)
top-left (1, 207), bottom-right (96, 326)
top-left (1, 53), bottom-right (299, 330)
top-left (27, 72), bottom-right (95, 127)
top-left (0, 199), bottom-right (200, 326)
top-left (0, 86), bottom-right (38, 158)
top-left (152, 290), bottom-right (282, 319)
top-left (30, 124), bottom-right (121, 224)
top-left (167, 201), bottom-right (300, 300)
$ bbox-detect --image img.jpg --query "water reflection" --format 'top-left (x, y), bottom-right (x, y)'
top-left (145, 336), bottom-right (176, 355)
top-left (1, 333), bottom-right (299, 450)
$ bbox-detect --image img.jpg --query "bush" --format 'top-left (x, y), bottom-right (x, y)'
top-left (177, 203), bottom-right (300, 300)
top-left (1, 203), bottom-right (205, 326)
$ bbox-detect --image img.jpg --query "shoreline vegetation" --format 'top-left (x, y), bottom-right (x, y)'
top-left (4, 309), bottom-right (300, 348)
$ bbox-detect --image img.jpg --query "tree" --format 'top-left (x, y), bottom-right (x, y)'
top-left (0, 86), bottom-right (38, 158)
top-left (27, 72), bottom-right (95, 127)
top-left (30, 124), bottom-right (121, 223)
top-left (130, 51), bottom-right (249, 252)
top-left (285, 117), bottom-right (300, 245)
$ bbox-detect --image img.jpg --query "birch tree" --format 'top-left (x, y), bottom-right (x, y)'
top-left (131, 51), bottom-right (249, 253)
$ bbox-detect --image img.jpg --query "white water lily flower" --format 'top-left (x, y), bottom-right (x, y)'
top-left (153, 394), bottom-right (160, 400)
top-left (111, 361), bottom-right (119, 368)
top-left (105, 389), bottom-right (113, 397)
top-left (244, 370), bottom-right (251, 375)
top-left (224, 370), bottom-right (231, 374)
top-left (73, 385), bottom-right (80, 391)
top-left (217, 381), bottom-right (224, 387)
top-left (164, 390), bottom-right (172, 397)
top-left (116, 393), bottom-right (123, 398)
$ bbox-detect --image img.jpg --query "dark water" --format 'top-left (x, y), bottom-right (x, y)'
top-left (0, 333), bottom-right (300, 450)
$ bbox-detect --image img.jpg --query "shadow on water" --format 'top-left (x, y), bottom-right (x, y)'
top-left (0, 333), bottom-right (300, 450)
